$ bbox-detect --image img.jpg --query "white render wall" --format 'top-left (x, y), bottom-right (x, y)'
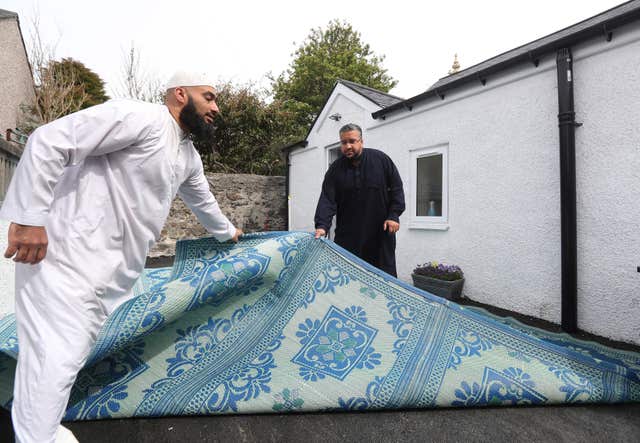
top-left (289, 24), bottom-right (640, 345)
top-left (367, 60), bottom-right (564, 324)
top-left (289, 85), bottom-right (385, 233)
top-left (289, 146), bottom-right (321, 233)
top-left (572, 25), bottom-right (640, 344)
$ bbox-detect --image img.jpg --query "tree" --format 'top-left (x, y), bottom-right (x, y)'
top-left (113, 45), bottom-right (293, 175)
top-left (271, 20), bottom-right (398, 131)
top-left (116, 43), bottom-right (164, 103)
top-left (48, 58), bottom-right (109, 109)
top-left (199, 82), bottom-right (299, 176)
top-left (18, 14), bottom-right (108, 133)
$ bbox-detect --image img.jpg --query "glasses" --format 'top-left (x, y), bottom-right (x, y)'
top-left (340, 138), bottom-right (361, 146)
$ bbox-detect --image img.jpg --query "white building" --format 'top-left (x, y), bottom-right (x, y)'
top-left (287, 1), bottom-right (640, 345)
top-left (287, 80), bottom-right (404, 238)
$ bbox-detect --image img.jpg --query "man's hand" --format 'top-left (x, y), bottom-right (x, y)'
top-left (314, 228), bottom-right (327, 239)
top-left (4, 223), bottom-right (49, 264)
top-left (383, 220), bottom-right (400, 234)
top-left (231, 228), bottom-right (244, 243)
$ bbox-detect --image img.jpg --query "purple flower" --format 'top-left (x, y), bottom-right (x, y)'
top-left (413, 262), bottom-right (463, 281)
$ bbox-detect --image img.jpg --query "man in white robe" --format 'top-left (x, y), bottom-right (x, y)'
top-left (0, 71), bottom-right (243, 442)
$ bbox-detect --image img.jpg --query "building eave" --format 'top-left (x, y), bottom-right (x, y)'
top-left (373, 0), bottom-right (640, 119)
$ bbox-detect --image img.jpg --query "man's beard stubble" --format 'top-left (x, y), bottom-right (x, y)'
top-left (179, 95), bottom-right (217, 154)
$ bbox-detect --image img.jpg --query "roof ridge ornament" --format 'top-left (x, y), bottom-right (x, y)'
top-left (448, 54), bottom-right (461, 75)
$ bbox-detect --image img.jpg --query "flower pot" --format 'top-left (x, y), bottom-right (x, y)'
top-left (411, 273), bottom-right (464, 301)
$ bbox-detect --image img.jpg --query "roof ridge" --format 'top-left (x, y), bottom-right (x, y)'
top-left (373, 0), bottom-right (640, 118)
top-left (338, 78), bottom-right (403, 100)
top-left (437, 0), bottom-right (639, 83)
top-left (0, 9), bottom-right (18, 18)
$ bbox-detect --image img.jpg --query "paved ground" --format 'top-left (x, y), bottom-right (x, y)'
top-left (2, 256), bottom-right (639, 442)
top-left (2, 403), bottom-right (639, 442)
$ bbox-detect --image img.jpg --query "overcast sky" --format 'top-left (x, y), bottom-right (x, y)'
top-left (2, 0), bottom-right (626, 99)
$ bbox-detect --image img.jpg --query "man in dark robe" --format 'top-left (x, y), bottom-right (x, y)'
top-left (314, 123), bottom-right (405, 276)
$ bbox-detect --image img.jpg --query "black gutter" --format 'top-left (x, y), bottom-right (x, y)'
top-left (556, 48), bottom-right (578, 332)
top-left (281, 140), bottom-right (308, 230)
top-left (373, 0), bottom-right (640, 119)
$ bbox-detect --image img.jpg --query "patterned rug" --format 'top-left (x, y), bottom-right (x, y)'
top-left (0, 231), bottom-right (638, 419)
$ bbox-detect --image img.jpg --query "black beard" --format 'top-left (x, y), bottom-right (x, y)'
top-left (179, 95), bottom-right (216, 151)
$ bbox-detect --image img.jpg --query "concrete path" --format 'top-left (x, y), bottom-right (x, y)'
top-left (2, 403), bottom-right (640, 442)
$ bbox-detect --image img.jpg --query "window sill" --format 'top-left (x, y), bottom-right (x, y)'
top-left (408, 221), bottom-right (449, 231)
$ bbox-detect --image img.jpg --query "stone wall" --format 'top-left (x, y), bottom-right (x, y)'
top-left (149, 173), bottom-right (286, 257)
top-left (0, 139), bottom-right (21, 200)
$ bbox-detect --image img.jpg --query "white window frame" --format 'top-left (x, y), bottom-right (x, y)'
top-left (322, 142), bottom-right (342, 239)
top-left (325, 142), bottom-right (341, 170)
top-left (409, 144), bottom-right (449, 230)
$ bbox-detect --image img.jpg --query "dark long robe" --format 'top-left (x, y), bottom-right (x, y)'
top-left (314, 148), bottom-right (405, 276)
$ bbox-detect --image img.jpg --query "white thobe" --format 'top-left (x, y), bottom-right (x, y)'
top-left (0, 99), bottom-right (237, 442)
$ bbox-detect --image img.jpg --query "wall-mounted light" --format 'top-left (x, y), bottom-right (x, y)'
top-left (328, 113), bottom-right (342, 121)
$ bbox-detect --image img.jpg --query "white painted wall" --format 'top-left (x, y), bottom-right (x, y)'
top-left (289, 146), bottom-right (321, 233)
top-left (289, 84), bottom-right (386, 233)
top-left (289, 23), bottom-right (640, 345)
top-left (368, 60), bottom-right (564, 324)
top-left (572, 24), bottom-right (640, 344)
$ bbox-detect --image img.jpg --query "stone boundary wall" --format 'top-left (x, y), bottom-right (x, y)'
top-left (0, 139), bottom-right (21, 201)
top-left (149, 173), bottom-right (287, 257)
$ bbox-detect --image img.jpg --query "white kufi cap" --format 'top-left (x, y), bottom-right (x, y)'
top-left (166, 70), bottom-right (215, 89)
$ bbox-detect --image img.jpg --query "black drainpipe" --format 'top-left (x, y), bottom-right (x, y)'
top-left (285, 148), bottom-right (291, 231)
top-left (556, 48), bottom-right (578, 332)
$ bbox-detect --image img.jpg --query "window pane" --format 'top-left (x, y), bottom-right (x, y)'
top-left (328, 147), bottom-right (343, 166)
top-left (416, 154), bottom-right (443, 216)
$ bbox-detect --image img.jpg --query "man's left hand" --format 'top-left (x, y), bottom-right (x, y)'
top-left (231, 228), bottom-right (244, 243)
top-left (5, 223), bottom-right (48, 264)
top-left (383, 220), bottom-right (400, 234)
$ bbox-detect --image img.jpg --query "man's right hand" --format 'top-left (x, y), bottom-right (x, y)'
top-left (314, 228), bottom-right (326, 239)
top-left (4, 223), bottom-right (48, 264)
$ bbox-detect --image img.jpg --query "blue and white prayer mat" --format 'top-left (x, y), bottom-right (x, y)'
top-left (1, 231), bottom-right (638, 419)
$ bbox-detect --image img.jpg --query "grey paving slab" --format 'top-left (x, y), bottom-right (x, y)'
top-left (3, 403), bottom-right (640, 443)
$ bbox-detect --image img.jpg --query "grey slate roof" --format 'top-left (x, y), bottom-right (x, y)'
top-left (295, 80), bottom-right (404, 145)
top-left (0, 9), bottom-right (18, 19)
top-left (338, 79), bottom-right (404, 108)
top-left (373, 0), bottom-right (640, 118)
